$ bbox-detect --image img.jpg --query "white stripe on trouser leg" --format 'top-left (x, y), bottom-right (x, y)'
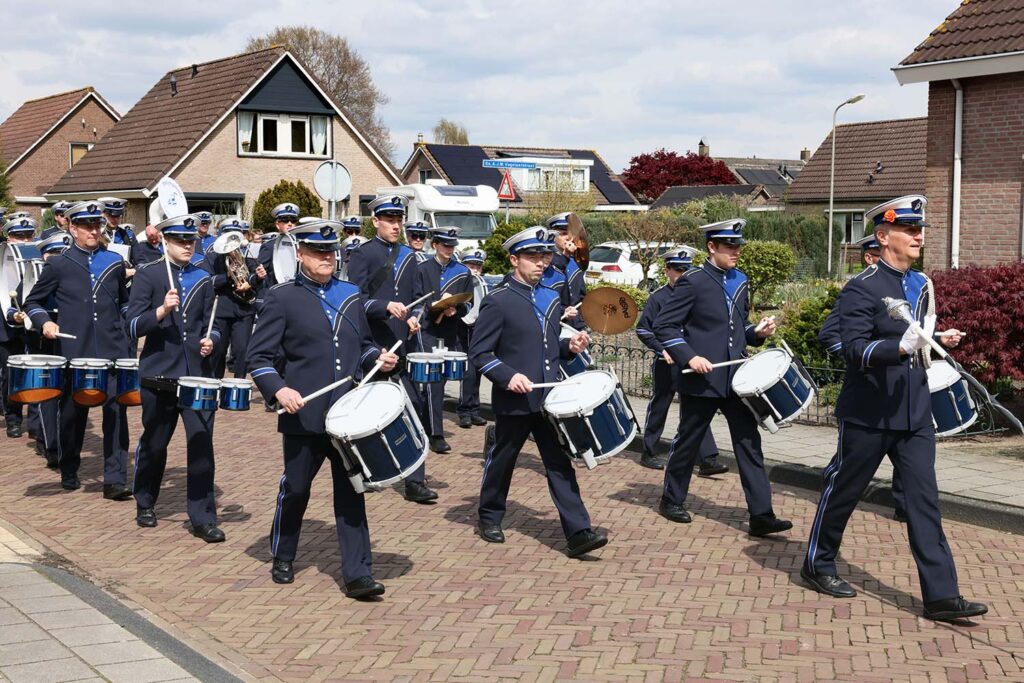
top-left (806, 421), bottom-right (845, 570)
top-left (270, 474), bottom-right (287, 557)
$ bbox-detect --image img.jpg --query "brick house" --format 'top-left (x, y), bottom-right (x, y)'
top-left (0, 88), bottom-right (120, 218)
top-left (46, 47), bottom-right (400, 228)
top-left (894, 0), bottom-right (1024, 270)
top-left (650, 184), bottom-right (774, 211)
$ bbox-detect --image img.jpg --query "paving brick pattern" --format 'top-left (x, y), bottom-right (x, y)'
top-left (0, 403), bottom-right (1022, 682)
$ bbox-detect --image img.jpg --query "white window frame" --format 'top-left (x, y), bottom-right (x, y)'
top-left (239, 113), bottom-right (331, 159)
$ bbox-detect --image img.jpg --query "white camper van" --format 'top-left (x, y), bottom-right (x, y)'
top-left (374, 182), bottom-right (499, 251)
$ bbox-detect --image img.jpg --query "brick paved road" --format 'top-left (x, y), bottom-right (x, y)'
top-left (0, 403), bottom-right (1022, 682)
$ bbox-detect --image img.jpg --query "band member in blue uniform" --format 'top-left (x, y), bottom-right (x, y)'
top-left (405, 221), bottom-right (430, 263)
top-left (98, 197), bottom-right (137, 270)
top-left (456, 248), bottom-right (489, 429)
top-left (25, 201), bottom-right (132, 498)
top-left (801, 195), bottom-right (985, 622)
top-left (635, 248), bottom-right (725, 475)
top-left (128, 215), bottom-right (224, 541)
top-left (247, 219), bottom-right (398, 598)
top-left (131, 225), bottom-right (165, 266)
top-left (346, 195), bottom-right (437, 502)
top-left (341, 216), bottom-right (362, 239)
top-left (257, 203), bottom-right (300, 290)
top-left (470, 226), bottom-right (608, 558)
top-left (1, 217), bottom-right (40, 438)
top-left (195, 212), bottom-right (217, 255)
top-left (653, 219), bottom-right (792, 536)
top-left (411, 227), bottom-right (473, 451)
top-left (544, 213), bottom-right (585, 328)
top-left (41, 201), bottom-right (71, 239)
top-left (337, 235), bottom-right (366, 281)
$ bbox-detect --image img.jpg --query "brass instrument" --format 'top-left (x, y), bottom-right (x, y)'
top-left (212, 232), bottom-right (256, 304)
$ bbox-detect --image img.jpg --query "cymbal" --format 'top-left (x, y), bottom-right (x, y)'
top-left (580, 287), bottom-right (639, 335)
top-left (429, 291), bottom-right (473, 313)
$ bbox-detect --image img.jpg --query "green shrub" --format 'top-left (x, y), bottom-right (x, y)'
top-left (480, 216), bottom-right (535, 275)
top-left (776, 282), bottom-right (843, 370)
top-left (251, 180), bottom-right (322, 234)
top-left (736, 240), bottom-right (796, 310)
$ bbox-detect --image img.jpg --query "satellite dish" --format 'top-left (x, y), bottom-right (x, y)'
top-left (148, 177), bottom-right (189, 225)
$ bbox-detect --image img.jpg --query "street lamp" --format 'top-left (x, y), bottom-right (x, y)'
top-left (827, 93), bottom-right (866, 276)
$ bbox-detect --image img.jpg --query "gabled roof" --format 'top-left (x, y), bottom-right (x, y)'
top-left (47, 47), bottom-right (399, 196)
top-left (900, 0), bottom-right (1024, 66)
top-left (0, 88), bottom-right (119, 171)
top-left (651, 184), bottom-right (767, 210)
top-left (786, 117), bottom-right (926, 203)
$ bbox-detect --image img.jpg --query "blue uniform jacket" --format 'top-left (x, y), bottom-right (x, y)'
top-left (413, 256), bottom-right (472, 348)
top-left (131, 241), bottom-right (164, 267)
top-left (819, 306), bottom-right (842, 355)
top-left (469, 276), bottom-right (575, 415)
top-left (346, 236), bottom-right (418, 351)
top-left (653, 261), bottom-right (764, 398)
top-left (635, 283), bottom-right (674, 355)
top-left (127, 259), bottom-right (220, 379)
top-left (25, 244), bottom-right (130, 360)
top-left (834, 259), bottom-right (933, 431)
top-left (247, 272), bottom-right (381, 435)
top-left (257, 233), bottom-right (285, 288)
top-left (552, 253), bottom-right (586, 306)
top-left (200, 250), bottom-right (261, 319)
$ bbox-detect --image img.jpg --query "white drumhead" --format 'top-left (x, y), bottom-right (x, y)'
top-left (443, 352), bottom-right (467, 361)
top-left (543, 370), bottom-right (616, 417)
top-left (272, 234), bottom-right (297, 283)
top-left (69, 358), bottom-right (112, 369)
top-left (179, 376), bottom-right (220, 389)
top-left (221, 378), bottom-right (252, 389)
top-left (8, 354), bottom-right (66, 368)
top-left (407, 352), bottom-right (442, 363)
top-left (326, 382), bottom-right (405, 440)
top-left (927, 363), bottom-right (961, 392)
top-left (114, 359), bottom-right (138, 369)
top-left (732, 349), bottom-right (790, 395)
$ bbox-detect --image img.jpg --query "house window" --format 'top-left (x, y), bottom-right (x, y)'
top-left (418, 169), bottom-right (433, 184)
top-left (69, 142), bottom-right (92, 167)
top-left (261, 117), bottom-right (278, 152)
top-left (525, 166), bottom-right (589, 193)
top-left (239, 113), bottom-right (330, 158)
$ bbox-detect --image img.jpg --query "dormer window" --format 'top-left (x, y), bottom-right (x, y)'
top-left (237, 112), bottom-right (330, 158)
top-left (527, 166), bottom-right (588, 192)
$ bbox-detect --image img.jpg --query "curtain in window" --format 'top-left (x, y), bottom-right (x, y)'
top-left (238, 112), bottom-right (255, 151)
top-left (311, 116), bottom-right (328, 155)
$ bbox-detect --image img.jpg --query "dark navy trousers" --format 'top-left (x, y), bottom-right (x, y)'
top-left (805, 421), bottom-right (960, 603)
top-left (643, 359), bottom-right (718, 462)
top-left (270, 433), bottom-right (372, 584)
top-left (456, 324), bottom-right (482, 418)
top-left (479, 412), bottom-right (591, 538)
top-left (664, 393), bottom-right (773, 517)
top-left (132, 388), bottom-right (217, 527)
top-left (57, 373), bottom-right (130, 485)
top-left (212, 314), bottom-right (254, 379)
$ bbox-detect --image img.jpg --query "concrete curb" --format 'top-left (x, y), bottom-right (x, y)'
top-left (443, 397), bottom-right (1024, 535)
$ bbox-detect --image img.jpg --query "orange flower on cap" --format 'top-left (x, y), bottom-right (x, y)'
top-left (883, 209), bottom-right (897, 224)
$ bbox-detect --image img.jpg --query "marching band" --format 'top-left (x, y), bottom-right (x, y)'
top-left (0, 191), bottom-right (990, 621)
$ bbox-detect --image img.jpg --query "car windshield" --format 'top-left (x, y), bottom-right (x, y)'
top-left (589, 246), bottom-right (622, 263)
top-left (434, 212), bottom-right (496, 239)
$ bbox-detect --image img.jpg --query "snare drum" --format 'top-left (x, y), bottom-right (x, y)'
top-left (114, 359), bottom-right (141, 406)
top-left (176, 376), bottom-right (220, 411)
top-left (7, 354), bottom-right (66, 403)
top-left (69, 358), bottom-right (112, 406)
top-left (325, 382), bottom-right (428, 493)
top-left (731, 348), bottom-right (815, 433)
top-left (219, 378), bottom-right (252, 411)
top-left (558, 323), bottom-right (593, 378)
top-left (407, 352), bottom-right (443, 384)
top-left (543, 369), bottom-right (638, 469)
top-left (442, 352), bottom-right (468, 381)
top-left (927, 363), bottom-right (978, 437)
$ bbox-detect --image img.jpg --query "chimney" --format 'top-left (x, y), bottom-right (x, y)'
top-left (800, 147), bottom-right (811, 162)
top-left (698, 137), bottom-right (709, 157)
top-left (191, 64), bottom-right (198, 78)
top-left (417, 132), bottom-right (424, 144)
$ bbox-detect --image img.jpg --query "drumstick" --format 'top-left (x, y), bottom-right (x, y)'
top-left (679, 358), bottom-right (748, 375)
top-left (204, 296), bottom-right (219, 340)
top-left (937, 330), bottom-right (965, 338)
top-left (163, 237), bottom-right (178, 311)
top-left (388, 291), bottom-right (434, 320)
top-left (754, 315), bottom-right (776, 333)
top-left (56, 332), bottom-right (77, 340)
top-left (357, 339), bottom-right (404, 388)
top-left (8, 290), bottom-right (28, 329)
top-left (276, 376), bottom-right (353, 414)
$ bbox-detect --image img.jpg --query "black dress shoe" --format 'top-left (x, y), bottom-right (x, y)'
top-left (478, 523), bottom-right (505, 543)
top-left (657, 497), bottom-right (691, 523)
top-left (470, 415), bottom-right (487, 426)
top-left (698, 456), bottom-right (729, 477)
top-left (566, 528), bottom-right (608, 558)
top-left (640, 451), bottom-right (667, 470)
top-left (103, 484), bottom-right (133, 501)
top-left (192, 524), bottom-right (226, 543)
top-left (923, 597), bottom-right (988, 622)
top-left (271, 558), bottom-right (294, 584)
top-left (800, 566), bottom-right (857, 598)
top-left (749, 513), bottom-right (793, 537)
top-left (458, 414), bottom-right (472, 429)
top-left (344, 575), bottom-right (385, 599)
top-left (404, 480), bottom-right (438, 503)
top-left (136, 507), bottom-right (157, 528)
top-left (429, 436), bottom-right (451, 453)
top-left (44, 452), bottom-right (59, 469)
top-left (893, 509), bottom-right (907, 523)
top-left (60, 476), bottom-right (80, 491)
top-left (6, 424), bottom-right (22, 438)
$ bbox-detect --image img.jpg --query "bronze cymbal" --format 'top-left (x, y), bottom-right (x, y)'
top-left (429, 291), bottom-right (473, 313)
top-left (579, 287), bottom-right (639, 335)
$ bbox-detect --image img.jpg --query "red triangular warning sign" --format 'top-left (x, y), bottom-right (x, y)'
top-left (497, 171), bottom-right (516, 201)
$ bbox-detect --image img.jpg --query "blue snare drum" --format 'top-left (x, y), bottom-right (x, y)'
top-left (176, 376), bottom-right (220, 411)
top-left (442, 352), bottom-right (468, 381)
top-left (7, 354), bottom-right (66, 403)
top-left (219, 378), bottom-right (252, 411)
top-left (114, 359), bottom-right (141, 406)
top-left (731, 348), bottom-right (815, 434)
top-left (558, 323), bottom-right (593, 378)
top-left (325, 382), bottom-right (428, 493)
top-left (927, 363), bottom-right (978, 437)
top-left (407, 352), bottom-right (443, 384)
top-left (69, 358), bottom-right (112, 407)
top-left (543, 370), bottom-right (638, 470)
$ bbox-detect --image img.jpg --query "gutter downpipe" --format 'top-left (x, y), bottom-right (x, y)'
top-left (951, 79), bottom-right (963, 269)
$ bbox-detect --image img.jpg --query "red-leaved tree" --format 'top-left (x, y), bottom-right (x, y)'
top-left (621, 149), bottom-right (737, 203)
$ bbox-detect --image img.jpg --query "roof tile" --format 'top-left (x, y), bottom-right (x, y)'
top-left (901, 0), bottom-right (1024, 66)
top-left (0, 88), bottom-right (114, 167)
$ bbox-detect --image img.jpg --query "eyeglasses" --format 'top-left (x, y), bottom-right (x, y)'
top-left (277, 218), bottom-right (298, 225)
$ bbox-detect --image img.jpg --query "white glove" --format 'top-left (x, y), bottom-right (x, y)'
top-left (899, 324), bottom-right (929, 355)
top-left (923, 314), bottom-right (936, 339)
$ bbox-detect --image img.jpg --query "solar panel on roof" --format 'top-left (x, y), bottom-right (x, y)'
top-left (735, 168), bottom-right (786, 185)
top-left (427, 144), bottom-right (518, 200)
top-left (567, 150), bottom-right (635, 204)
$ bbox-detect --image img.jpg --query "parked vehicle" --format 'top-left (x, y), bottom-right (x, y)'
top-left (585, 241), bottom-right (679, 290)
top-left (374, 181), bottom-right (498, 252)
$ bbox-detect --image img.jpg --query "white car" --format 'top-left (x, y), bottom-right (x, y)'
top-left (585, 241), bottom-right (680, 290)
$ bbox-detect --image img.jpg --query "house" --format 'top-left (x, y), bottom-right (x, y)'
top-left (696, 137), bottom-right (808, 201)
top-left (786, 117), bottom-right (927, 246)
top-left (0, 88), bottom-right (120, 218)
top-left (400, 142), bottom-right (639, 211)
top-left (650, 184), bottom-right (774, 210)
top-left (46, 47), bottom-right (400, 227)
top-left (894, 0), bottom-right (1024, 270)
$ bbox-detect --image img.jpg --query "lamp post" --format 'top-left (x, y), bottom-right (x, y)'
top-left (827, 93), bottom-right (865, 276)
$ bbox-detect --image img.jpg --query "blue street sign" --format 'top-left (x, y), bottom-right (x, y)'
top-left (482, 159), bottom-right (537, 170)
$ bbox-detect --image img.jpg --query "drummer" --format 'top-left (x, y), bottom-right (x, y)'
top-left (246, 219), bottom-right (398, 598)
top-left (635, 248), bottom-right (726, 475)
top-left (195, 212), bottom-right (217, 255)
top-left (544, 213), bottom-right (585, 328)
top-left (24, 200), bottom-right (132, 498)
top-left (456, 248), bottom-right (489, 429)
top-left (410, 226), bottom-right (473, 452)
top-left (1, 217), bottom-right (39, 439)
top-left (405, 221), bottom-right (430, 263)
top-left (337, 234), bottom-right (366, 281)
top-left (341, 216), bottom-right (362, 238)
top-left (469, 226), bottom-right (608, 558)
top-left (128, 214), bottom-right (224, 542)
top-left (257, 203), bottom-right (300, 290)
top-left (652, 219), bottom-right (792, 537)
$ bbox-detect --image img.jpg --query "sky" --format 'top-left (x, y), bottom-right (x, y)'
top-left (0, 0), bottom-right (952, 172)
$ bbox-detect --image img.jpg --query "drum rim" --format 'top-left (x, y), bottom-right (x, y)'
top-left (731, 348), bottom-right (791, 395)
top-left (178, 376), bottom-right (221, 389)
top-left (220, 378), bottom-right (253, 388)
top-left (407, 352), bottom-right (444, 362)
top-left (8, 354), bottom-right (67, 367)
top-left (325, 382), bottom-right (405, 439)
top-left (442, 352), bottom-right (468, 361)
top-left (69, 358), bottom-right (113, 369)
top-left (361, 441), bottom-right (429, 490)
top-left (543, 369), bottom-right (617, 417)
top-left (926, 363), bottom-right (963, 392)
top-left (114, 359), bottom-right (139, 369)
